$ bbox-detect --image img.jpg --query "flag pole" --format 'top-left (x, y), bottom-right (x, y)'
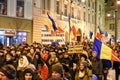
top-left (69, 0), bottom-right (72, 43)
top-left (69, 18), bottom-right (71, 43)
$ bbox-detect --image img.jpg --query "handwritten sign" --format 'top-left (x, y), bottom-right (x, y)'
top-left (67, 45), bottom-right (83, 54)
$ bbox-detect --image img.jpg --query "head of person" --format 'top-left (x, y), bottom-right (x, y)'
top-left (80, 54), bottom-right (87, 61)
top-left (5, 53), bottom-right (13, 62)
top-left (18, 55), bottom-right (29, 68)
top-left (92, 51), bottom-right (97, 58)
top-left (78, 62), bottom-right (87, 71)
top-left (51, 63), bottom-right (64, 78)
top-left (0, 64), bottom-right (16, 80)
top-left (23, 68), bottom-right (34, 80)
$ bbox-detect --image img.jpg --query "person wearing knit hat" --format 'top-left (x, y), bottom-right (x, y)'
top-left (23, 68), bottom-right (34, 80)
top-left (0, 64), bottom-right (16, 80)
top-left (52, 63), bottom-right (63, 75)
top-left (48, 63), bottom-right (64, 80)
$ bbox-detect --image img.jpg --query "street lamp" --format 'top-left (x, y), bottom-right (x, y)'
top-left (115, 0), bottom-right (120, 43)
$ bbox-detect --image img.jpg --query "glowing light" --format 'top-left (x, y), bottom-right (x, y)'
top-left (82, 0), bottom-right (85, 2)
top-left (107, 13), bottom-right (111, 17)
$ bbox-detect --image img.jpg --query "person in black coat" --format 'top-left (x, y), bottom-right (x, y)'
top-left (102, 59), bottom-right (112, 80)
top-left (113, 60), bottom-right (120, 80)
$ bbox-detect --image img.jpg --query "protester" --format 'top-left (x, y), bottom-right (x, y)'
top-left (0, 64), bottom-right (16, 80)
top-left (91, 51), bottom-right (103, 80)
top-left (17, 55), bottom-right (36, 80)
top-left (0, 40), bottom-right (119, 80)
top-left (48, 62), bottom-right (65, 80)
top-left (75, 62), bottom-right (92, 80)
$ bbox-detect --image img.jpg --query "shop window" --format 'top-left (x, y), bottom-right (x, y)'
top-left (14, 32), bottom-right (27, 44)
top-left (0, 36), bottom-right (5, 45)
top-left (16, 0), bottom-right (24, 17)
top-left (0, 0), bottom-right (7, 15)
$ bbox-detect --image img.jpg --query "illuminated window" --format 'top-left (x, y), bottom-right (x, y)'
top-left (16, 0), bottom-right (24, 17)
top-left (41, 25), bottom-right (48, 31)
top-left (0, 0), bottom-right (7, 15)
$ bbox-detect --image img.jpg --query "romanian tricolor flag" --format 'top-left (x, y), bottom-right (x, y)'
top-left (93, 38), bottom-right (120, 62)
top-left (98, 26), bottom-right (104, 34)
top-left (68, 16), bottom-right (77, 41)
top-left (47, 13), bottom-right (58, 31)
top-left (57, 26), bottom-right (64, 33)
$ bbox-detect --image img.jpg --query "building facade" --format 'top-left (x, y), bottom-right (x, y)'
top-left (105, 0), bottom-right (120, 41)
top-left (0, 0), bottom-right (105, 45)
top-left (0, 0), bottom-right (32, 46)
top-left (33, 0), bottom-right (105, 43)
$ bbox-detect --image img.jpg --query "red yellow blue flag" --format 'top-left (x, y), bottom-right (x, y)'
top-left (93, 38), bottom-right (120, 62)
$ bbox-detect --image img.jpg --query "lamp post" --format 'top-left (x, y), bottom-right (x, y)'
top-left (115, 0), bottom-right (120, 43)
top-left (115, 0), bottom-right (118, 43)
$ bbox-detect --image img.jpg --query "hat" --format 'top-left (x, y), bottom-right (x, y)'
top-left (0, 64), bottom-right (16, 79)
top-left (23, 68), bottom-right (34, 76)
top-left (80, 54), bottom-right (87, 60)
top-left (52, 63), bottom-right (63, 75)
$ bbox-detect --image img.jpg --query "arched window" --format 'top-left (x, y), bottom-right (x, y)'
top-left (41, 25), bottom-right (48, 31)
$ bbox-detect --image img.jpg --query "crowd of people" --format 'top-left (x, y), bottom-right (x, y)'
top-left (0, 41), bottom-right (120, 80)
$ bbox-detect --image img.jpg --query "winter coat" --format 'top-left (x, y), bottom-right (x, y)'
top-left (75, 68), bottom-right (92, 80)
top-left (38, 64), bottom-right (49, 80)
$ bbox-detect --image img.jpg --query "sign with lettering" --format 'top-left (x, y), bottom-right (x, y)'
top-left (67, 45), bottom-right (83, 54)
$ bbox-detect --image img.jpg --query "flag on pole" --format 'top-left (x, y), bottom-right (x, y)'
top-left (68, 16), bottom-right (72, 32)
top-left (72, 25), bottom-right (77, 40)
top-left (105, 32), bottom-right (108, 37)
top-left (89, 31), bottom-right (93, 39)
top-left (93, 38), bottom-right (120, 62)
top-left (57, 26), bottom-right (64, 33)
top-left (47, 13), bottom-right (58, 31)
top-left (72, 25), bottom-right (77, 37)
top-left (98, 26), bottom-right (104, 34)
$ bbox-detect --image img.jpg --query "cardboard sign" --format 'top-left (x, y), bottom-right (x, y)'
top-left (67, 45), bottom-right (83, 54)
